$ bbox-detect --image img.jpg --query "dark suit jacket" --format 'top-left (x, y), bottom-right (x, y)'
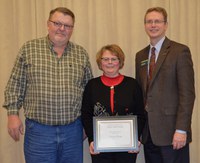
top-left (135, 37), bottom-right (195, 146)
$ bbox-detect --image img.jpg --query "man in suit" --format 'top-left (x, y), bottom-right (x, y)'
top-left (135, 7), bottom-right (195, 163)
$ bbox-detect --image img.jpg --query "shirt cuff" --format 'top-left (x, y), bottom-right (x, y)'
top-left (176, 129), bottom-right (186, 134)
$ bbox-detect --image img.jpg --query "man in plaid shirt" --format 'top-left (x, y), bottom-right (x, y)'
top-left (3, 7), bottom-right (93, 163)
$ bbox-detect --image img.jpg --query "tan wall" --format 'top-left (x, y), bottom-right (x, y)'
top-left (0, 0), bottom-right (199, 162)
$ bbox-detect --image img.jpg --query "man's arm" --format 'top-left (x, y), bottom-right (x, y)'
top-left (173, 45), bottom-right (195, 149)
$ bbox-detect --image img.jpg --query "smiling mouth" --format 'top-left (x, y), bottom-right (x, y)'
top-left (150, 28), bottom-right (158, 32)
top-left (56, 33), bottom-right (66, 36)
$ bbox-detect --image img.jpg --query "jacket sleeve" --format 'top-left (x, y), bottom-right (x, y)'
top-left (81, 81), bottom-right (94, 143)
top-left (134, 80), bottom-right (146, 138)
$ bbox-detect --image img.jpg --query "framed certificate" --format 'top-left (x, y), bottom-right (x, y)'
top-left (93, 115), bottom-right (138, 152)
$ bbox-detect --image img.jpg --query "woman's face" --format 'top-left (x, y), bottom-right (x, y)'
top-left (100, 50), bottom-right (120, 77)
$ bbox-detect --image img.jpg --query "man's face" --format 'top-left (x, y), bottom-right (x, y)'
top-left (144, 11), bottom-right (168, 42)
top-left (47, 11), bottom-right (74, 46)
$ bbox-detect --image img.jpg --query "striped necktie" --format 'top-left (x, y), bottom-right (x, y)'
top-left (149, 47), bottom-right (156, 80)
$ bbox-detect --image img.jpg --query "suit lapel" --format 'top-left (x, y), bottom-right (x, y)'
top-left (149, 38), bottom-right (170, 86)
top-left (140, 47), bottom-right (149, 93)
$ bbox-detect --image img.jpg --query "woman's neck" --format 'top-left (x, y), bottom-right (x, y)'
top-left (103, 73), bottom-right (120, 78)
top-left (101, 74), bottom-right (124, 87)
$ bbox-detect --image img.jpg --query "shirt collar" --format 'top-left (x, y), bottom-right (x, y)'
top-left (148, 36), bottom-right (165, 62)
top-left (46, 35), bottom-right (72, 54)
top-left (150, 36), bottom-right (165, 53)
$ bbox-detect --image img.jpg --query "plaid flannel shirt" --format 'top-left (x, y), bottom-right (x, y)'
top-left (3, 36), bottom-right (93, 125)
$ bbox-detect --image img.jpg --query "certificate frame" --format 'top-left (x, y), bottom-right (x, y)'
top-left (93, 115), bottom-right (138, 153)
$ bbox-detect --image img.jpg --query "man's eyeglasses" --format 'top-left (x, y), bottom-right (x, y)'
top-left (49, 20), bottom-right (74, 30)
top-left (145, 19), bottom-right (166, 25)
top-left (101, 57), bottom-right (119, 63)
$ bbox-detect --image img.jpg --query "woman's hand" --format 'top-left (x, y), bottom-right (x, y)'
top-left (89, 141), bottom-right (100, 155)
top-left (128, 141), bottom-right (141, 153)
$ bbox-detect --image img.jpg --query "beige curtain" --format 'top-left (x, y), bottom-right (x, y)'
top-left (0, 0), bottom-right (199, 163)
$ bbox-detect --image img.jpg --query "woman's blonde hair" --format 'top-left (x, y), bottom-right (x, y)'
top-left (96, 44), bottom-right (125, 70)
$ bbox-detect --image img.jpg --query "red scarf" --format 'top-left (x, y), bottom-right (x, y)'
top-left (101, 74), bottom-right (124, 113)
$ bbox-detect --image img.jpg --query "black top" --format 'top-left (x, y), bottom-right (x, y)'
top-left (81, 76), bottom-right (145, 143)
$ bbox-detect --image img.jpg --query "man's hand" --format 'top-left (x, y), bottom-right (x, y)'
top-left (172, 131), bottom-right (187, 150)
top-left (7, 115), bottom-right (24, 141)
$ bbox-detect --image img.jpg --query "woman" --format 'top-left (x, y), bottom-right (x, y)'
top-left (81, 44), bottom-right (145, 163)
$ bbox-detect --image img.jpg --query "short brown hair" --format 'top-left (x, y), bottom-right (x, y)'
top-left (96, 44), bottom-right (125, 70)
top-left (49, 7), bottom-right (75, 23)
top-left (144, 7), bottom-right (168, 23)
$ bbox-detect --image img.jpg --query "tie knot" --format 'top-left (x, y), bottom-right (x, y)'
top-left (151, 47), bottom-right (156, 54)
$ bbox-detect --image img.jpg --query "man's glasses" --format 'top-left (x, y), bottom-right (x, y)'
top-left (49, 20), bottom-right (74, 30)
top-left (101, 57), bottom-right (119, 63)
top-left (145, 19), bottom-right (166, 25)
